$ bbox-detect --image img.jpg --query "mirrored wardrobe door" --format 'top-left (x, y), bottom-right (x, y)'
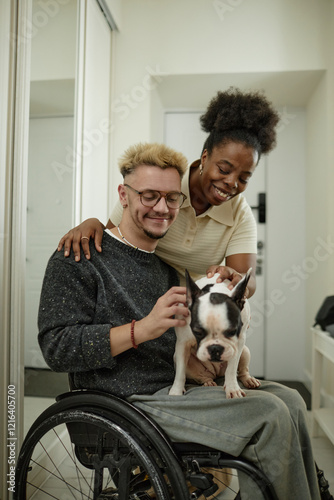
top-left (25, 0), bottom-right (113, 393)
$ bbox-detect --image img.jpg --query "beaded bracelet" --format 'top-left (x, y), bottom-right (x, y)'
top-left (131, 319), bottom-right (138, 349)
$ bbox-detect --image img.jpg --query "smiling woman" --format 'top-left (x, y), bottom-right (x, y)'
top-left (190, 141), bottom-right (257, 212)
top-left (189, 87), bottom-right (278, 214)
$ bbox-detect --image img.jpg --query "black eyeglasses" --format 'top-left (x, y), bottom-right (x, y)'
top-left (124, 184), bottom-right (187, 209)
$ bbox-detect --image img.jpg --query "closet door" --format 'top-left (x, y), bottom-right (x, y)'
top-left (25, 0), bottom-right (78, 369)
top-left (75, 0), bottom-right (112, 224)
top-left (25, 0), bottom-right (113, 369)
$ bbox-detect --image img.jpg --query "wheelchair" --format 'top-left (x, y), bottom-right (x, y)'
top-left (15, 387), bottom-right (334, 500)
top-left (15, 388), bottom-right (280, 500)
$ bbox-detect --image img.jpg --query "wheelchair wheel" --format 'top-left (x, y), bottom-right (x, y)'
top-left (15, 407), bottom-right (176, 499)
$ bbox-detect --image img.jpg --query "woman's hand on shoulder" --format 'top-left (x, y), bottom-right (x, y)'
top-left (57, 218), bottom-right (106, 262)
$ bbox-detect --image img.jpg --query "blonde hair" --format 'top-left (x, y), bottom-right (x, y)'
top-left (118, 142), bottom-right (188, 179)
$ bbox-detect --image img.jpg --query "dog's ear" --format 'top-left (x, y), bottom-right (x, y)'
top-left (231, 268), bottom-right (252, 310)
top-left (185, 269), bottom-right (202, 308)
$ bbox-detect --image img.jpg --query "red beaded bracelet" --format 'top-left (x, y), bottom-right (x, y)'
top-left (131, 319), bottom-right (138, 349)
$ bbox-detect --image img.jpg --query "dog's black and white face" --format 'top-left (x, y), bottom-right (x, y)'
top-left (186, 271), bottom-right (250, 364)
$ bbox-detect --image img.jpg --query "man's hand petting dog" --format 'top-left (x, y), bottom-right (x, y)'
top-left (169, 269), bottom-right (260, 398)
top-left (141, 286), bottom-right (188, 341)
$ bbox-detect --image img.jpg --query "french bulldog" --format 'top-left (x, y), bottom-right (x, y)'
top-left (169, 269), bottom-right (260, 398)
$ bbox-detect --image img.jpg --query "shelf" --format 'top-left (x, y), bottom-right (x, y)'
top-left (311, 328), bottom-right (334, 446)
top-left (313, 408), bottom-right (334, 446)
top-left (313, 329), bottom-right (334, 363)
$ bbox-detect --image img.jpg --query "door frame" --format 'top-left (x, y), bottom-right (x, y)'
top-left (0, 1), bottom-right (32, 498)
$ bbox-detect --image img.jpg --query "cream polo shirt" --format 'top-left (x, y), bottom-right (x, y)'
top-left (110, 166), bottom-right (257, 283)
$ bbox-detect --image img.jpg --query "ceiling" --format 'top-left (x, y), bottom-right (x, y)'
top-left (156, 70), bottom-right (326, 110)
top-left (29, 69), bottom-right (325, 118)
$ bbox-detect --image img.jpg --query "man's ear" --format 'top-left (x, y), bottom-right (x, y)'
top-left (118, 184), bottom-right (128, 208)
top-left (231, 268), bottom-right (252, 310)
top-left (185, 269), bottom-right (202, 308)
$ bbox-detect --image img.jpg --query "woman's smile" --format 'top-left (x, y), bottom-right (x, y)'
top-left (212, 184), bottom-right (235, 202)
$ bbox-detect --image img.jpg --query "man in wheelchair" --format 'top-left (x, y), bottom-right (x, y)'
top-left (36, 142), bottom-right (324, 500)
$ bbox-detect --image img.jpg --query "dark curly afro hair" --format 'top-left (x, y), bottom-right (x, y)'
top-left (200, 87), bottom-right (280, 160)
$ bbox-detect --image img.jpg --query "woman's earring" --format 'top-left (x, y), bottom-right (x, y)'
top-left (199, 164), bottom-right (203, 176)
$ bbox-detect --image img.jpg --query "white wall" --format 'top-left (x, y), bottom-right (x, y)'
top-left (304, 1), bottom-right (334, 396)
top-left (109, 0), bottom-right (329, 171)
top-left (265, 109), bottom-right (306, 379)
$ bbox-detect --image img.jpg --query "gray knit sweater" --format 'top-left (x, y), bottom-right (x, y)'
top-left (38, 232), bottom-right (179, 397)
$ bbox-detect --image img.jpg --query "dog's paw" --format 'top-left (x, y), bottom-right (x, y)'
top-left (203, 380), bottom-right (217, 387)
top-left (224, 384), bottom-right (246, 399)
top-left (169, 385), bottom-right (185, 396)
top-left (239, 374), bottom-right (261, 389)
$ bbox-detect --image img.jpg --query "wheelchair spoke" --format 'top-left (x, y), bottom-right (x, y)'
top-left (26, 482), bottom-right (68, 499)
top-left (29, 426), bottom-right (94, 498)
top-left (28, 458), bottom-right (92, 499)
top-left (43, 430), bottom-right (93, 498)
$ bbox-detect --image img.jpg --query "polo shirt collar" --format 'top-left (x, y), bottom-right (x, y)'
top-left (181, 164), bottom-right (234, 226)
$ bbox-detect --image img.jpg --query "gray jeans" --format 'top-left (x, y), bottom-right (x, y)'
top-left (128, 380), bottom-right (320, 500)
